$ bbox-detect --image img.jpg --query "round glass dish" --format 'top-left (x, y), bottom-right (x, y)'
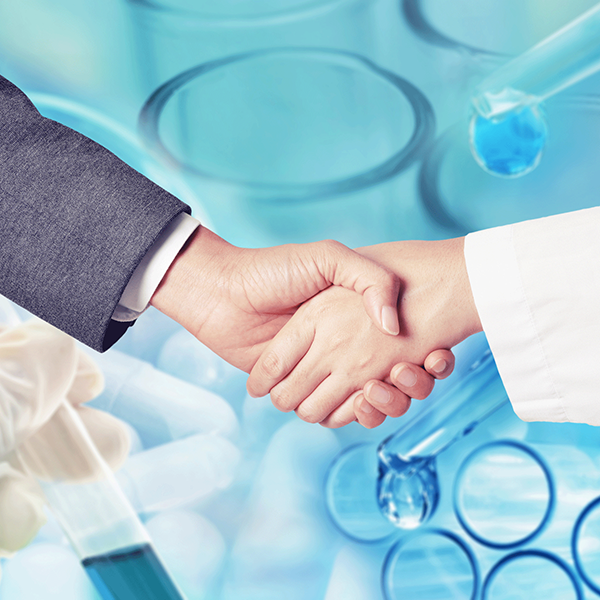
top-left (381, 528), bottom-right (479, 600)
top-left (140, 48), bottom-right (434, 247)
top-left (454, 440), bottom-right (554, 549)
top-left (572, 496), bottom-right (600, 595)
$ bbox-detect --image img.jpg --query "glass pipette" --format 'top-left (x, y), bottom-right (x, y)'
top-left (15, 400), bottom-right (187, 600)
top-left (471, 3), bottom-right (600, 119)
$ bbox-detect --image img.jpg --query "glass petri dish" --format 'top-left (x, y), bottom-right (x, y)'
top-left (482, 550), bottom-right (583, 600)
top-left (454, 440), bottom-right (554, 549)
top-left (402, 0), bottom-right (599, 57)
top-left (140, 48), bottom-right (434, 247)
top-left (420, 95), bottom-right (600, 233)
top-left (325, 443), bottom-right (400, 544)
top-left (572, 496), bottom-right (600, 595)
top-left (381, 528), bottom-right (479, 600)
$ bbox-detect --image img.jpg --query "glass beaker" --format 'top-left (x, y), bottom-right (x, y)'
top-left (139, 47), bottom-right (435, 248)
top-left (419, 94), bottom-right (600, 232)
top-left (125, 0), bottom-right (382, 100)
top-left (453, 440), bottom-right (555, 549)
top-left (482, 550), bottom-right (583, 600)
top-left (381, 528), bottom-right (479, 600)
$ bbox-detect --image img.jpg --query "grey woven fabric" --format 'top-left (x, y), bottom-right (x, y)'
top-left (0, 74), bottom-right (191, 351)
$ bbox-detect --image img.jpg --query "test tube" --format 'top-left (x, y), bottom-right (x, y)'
top-left (471, 3), bottom-right (600, 118)
top-left (16, 400), bottom-right (186, 600)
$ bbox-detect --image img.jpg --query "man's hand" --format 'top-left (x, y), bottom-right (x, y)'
top-left (150, 227), bottom-right (403, 373)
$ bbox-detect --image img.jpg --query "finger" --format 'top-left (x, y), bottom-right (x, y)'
top-left (67, 350), bottom-right (105, 405)
top-left (313, 240), bottom-right (401, 336)
top-left (388, 363), bottom-right (435, 401)
top-left (364, 380), bottom-right (412, 417)
top-left (294, 376), bottom-right (357, 424)
top-left (424, 349), bottom-right (456, 380)
top-left (246, 316), bottom-right (315, 398)
top-left (319, 396), bottom-right (358, 429)
top-left (353, 392), bottom-right (387, 429)
top-left (0, 462), bottom-right (45, 556)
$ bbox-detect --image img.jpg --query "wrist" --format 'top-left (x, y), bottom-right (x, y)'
top-left (150, 226), bottom-right (239, 335)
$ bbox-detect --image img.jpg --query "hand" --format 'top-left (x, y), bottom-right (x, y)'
top-left (0, 320), bottom-right (129, 558)
top-left (150, 227), bottom-right (402, 373)
top-left (247, 237), bottom-right (481, 427)
top-left (353, 349), bottom-right (456, 428)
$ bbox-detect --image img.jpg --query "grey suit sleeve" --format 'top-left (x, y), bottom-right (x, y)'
top-left (0, 74), bottom-right (192, 352)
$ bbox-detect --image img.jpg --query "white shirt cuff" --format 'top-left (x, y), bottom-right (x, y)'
top-left (112, 213), bottom-right (200, 322)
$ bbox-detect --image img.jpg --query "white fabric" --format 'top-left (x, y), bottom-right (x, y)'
top-left (112, 213), bottom-right (201, 322)
top-left (465, 206), bottom-right (600, 425)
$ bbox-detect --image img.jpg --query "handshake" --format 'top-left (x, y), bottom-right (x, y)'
top-left (151, 227), bottom-right (483, 429)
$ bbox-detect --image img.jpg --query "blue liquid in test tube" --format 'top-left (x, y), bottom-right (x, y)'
top-left (83, 543), bottom-right (184, 600)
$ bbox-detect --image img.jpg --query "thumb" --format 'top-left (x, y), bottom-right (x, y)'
top-left (312, 240), bottom-right (401, 336)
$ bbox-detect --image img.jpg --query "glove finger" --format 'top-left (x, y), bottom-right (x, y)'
top-left (0, 462), bottom-right (45, 557)
top-left (66, 350), bottom-right (105, 406)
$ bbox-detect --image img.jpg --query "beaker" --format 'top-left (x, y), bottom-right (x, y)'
top-left (453, 440), bottom-right (555, 549)
top-left (572, 496), bottom-right (600, 595)
top-left (381, 528), bottom-right (479, 600)
top-left (482, 550), bottom-right (583, 600)
top-left (419, 94), bottom-right (600, 233)
top-left (139, 47), bottom-right (435, 248)
top-left (125, 0), bottom-right (382, 99)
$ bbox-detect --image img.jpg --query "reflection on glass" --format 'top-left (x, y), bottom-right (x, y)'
top-left (454, 440), bottom-right (554, 548)
top-left (139, 48), bottom-right (434, 248)
top-left (482, 550), bottom-right (583, 600)
top-left (381, 529), bottom-right (479, 600)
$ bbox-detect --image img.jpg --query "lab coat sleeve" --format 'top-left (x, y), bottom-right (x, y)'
top-left (0, 74), bottom-right (192, 352)
top-left (464, 206), bottom-right (600, 425)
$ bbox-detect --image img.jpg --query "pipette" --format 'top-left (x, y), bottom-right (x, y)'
top-left (15, 400), bottom-right (187, 600)
top-left (469, 3), bottom-right (600, 177)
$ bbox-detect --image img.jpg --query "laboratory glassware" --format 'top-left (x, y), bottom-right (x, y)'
top-left (381, 529), bottom-right (479, 600)
top-left (419, 95), bottom-right (600, 233)
top-left (139, 47), bottom-right (435, 249)
top-left (453, 440), bottom-right (554, 548)
top-left (325, 342), bottom-right (509, 542)
top-left (125, 0), bottom-right (381, 101)
top-left (481, 550), bottom-right (583, 600)
top-left (572, 496), bottom-right (600, 595)
top-left (16, 400), bottom-right (187, 600)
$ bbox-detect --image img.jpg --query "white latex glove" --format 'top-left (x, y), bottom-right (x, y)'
top-left (0, 319), bottom-right (130, 558)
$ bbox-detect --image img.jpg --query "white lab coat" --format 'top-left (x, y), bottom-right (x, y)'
top-left (464, 206), bottom-right (600, 426)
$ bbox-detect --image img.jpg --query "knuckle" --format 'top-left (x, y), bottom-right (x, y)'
top-left (260, 351), bottom-right (285, 379)
top-left (270, 386), bottom-right (296, 412)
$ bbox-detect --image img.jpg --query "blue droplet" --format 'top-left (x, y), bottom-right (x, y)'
top-left (469, 103), bottom-right (548, 177)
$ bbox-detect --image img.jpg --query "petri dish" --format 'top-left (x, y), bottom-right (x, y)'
top-left (325, 443), bottom-right (399, 544)
top-left (402, 0), bottom-right (599, 57)
top-left (572, 496), bottom-right (600, 595)
top-left (140, 48), bottom-right (434, 247)
top-left (381, 528), bottom-right (479, 600)
top-left (420, 95), bottom-right (600, 233)
top-left (482, 550), bottom-right (583, 600)
top-left (454, 440), bottom-right (554, 549)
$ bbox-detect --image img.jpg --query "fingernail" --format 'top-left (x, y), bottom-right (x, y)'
top-left (381, 306), bottom-right (399, 336)
top-left (394, 366), bottom-right (418, 388)
top-left (367, 382), bottom-right (391, 405)
top-left (361, 401), bottom-right (374, 414)
top-left (432, 359), bottom-right (447, 374)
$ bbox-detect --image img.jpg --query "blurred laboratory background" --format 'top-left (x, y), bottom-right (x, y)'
top-left (2, 0), bottom-right (600, 598)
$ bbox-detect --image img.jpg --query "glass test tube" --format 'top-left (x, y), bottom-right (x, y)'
top-left (376, 349), bottom-right (508, 528)
top-left (16, 401), bottom-right (186, 600)
top-left (471, 3), bottom-right (600, 118)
